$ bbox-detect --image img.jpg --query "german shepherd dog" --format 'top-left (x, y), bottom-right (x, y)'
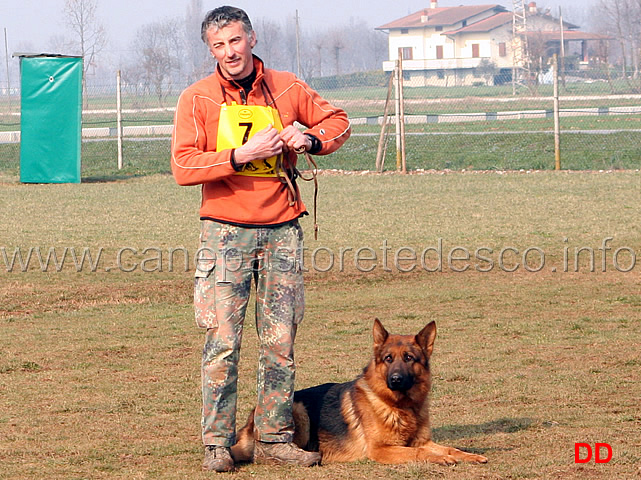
top-left (231, 319), bottom-right (487, 465)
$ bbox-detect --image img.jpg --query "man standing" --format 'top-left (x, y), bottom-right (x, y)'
top-left (171, 6), bottom-right (350, 472)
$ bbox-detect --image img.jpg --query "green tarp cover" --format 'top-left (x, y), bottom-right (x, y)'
top-left (19, 55), bottom-right (83, 183)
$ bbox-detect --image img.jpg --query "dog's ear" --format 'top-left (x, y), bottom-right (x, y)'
top-left (416, 321), bottom-right (436, 358)
top-left (373, 318), bottom-right (389, 347)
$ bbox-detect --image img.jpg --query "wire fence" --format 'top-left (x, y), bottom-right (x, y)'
top-left (1, 64), bottom-right (641, 177)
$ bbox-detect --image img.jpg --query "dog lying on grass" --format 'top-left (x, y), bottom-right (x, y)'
top-left (232, 319), bottom-right (488, 465)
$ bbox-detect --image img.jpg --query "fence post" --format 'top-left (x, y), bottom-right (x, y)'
top-left (375, 72), bottom-right (394, 173)
top-left (116, 70), bottom-right (123, 170)
top-left (394, 60), bottom-right (401, 171)
top-left (398, 55), bottom-right (407, 174)
top-left (553, 54), bottom-right (561, 170)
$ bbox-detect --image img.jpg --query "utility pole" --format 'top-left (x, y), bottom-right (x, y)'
top-left (3, 28), bottom-right (11, 111)
top-left (295, 10), bottom-right (302, 78)
top-left (559, 6), bottom-right (566, 87)
top-left (511, 0), bottom-right (531, 94)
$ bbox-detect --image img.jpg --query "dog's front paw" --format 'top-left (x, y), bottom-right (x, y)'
top-left (463, 452), bottom-right (488, 464)
top-left (432, 454), bottom-right (459, 466)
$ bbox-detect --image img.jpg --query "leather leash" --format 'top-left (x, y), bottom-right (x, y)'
top-left (276, 148), bottom-right (319, 240)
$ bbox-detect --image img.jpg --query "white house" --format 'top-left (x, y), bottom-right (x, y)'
top-left (376, 1), bottom-right (610, 87)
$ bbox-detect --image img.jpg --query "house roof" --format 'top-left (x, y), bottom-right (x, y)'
top-left (375, 5), bottom-right (507, 30)
top-left (534, 11), bottom-right (578, 30)
top-left (376, 4), bottom-right (611, 45)
top-left (443, 11), bottom-right (513, 35)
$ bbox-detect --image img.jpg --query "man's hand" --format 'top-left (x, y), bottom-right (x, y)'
top-left (280, 125), bottom-right (312, 153)
top-left (234, 124), bottom-right (284, 165)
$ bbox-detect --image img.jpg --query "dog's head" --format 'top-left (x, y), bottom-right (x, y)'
top-left (372, 318), bottom-right (436, 393)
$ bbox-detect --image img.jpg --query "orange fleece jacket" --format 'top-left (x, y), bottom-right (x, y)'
top-left (171, 56), bottom-right (351, 226)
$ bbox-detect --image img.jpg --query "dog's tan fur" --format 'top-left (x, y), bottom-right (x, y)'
top-left (231, 319), bottom-right (487, 466)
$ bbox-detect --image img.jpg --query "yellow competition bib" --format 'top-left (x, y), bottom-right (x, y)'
top-left (217, 102), bottom-right (284, 177)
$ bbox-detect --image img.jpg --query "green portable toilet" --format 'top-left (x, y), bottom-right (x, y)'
top-left (17, 54), bottom-right (83, 183)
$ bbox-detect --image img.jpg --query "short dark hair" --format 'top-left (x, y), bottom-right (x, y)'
top-left (201, 6), bottom-right (253, 44)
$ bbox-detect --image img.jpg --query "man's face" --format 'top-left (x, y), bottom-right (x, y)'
top-left (206, 21), bottom-right (256, 80)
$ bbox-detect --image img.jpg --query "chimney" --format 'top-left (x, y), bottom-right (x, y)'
top-left (528, 2), bottom-right (537, 13)
top-left (421, 9), bottom-right (428, 23)
top-left (431, 0), bottom-right (438, 8)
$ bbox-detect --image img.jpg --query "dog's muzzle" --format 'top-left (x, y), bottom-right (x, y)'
top-left (388, 372), bottom-right (414, 392)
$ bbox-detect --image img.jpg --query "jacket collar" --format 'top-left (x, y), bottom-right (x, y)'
top-left (215, 55), bottom-right (265, 91)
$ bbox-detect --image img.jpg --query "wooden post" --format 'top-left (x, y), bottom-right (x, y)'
top-left (553, 54), bottom-right (561, 171)
top-left (375, 72), bottom-right (394, 173)
top-left (394, 60), bottom-right (401, 171)
top-left (398, 54), bottom-right (407, 174)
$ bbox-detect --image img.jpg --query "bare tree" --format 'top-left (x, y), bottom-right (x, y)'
top-left (185, 0), bottom-right (210, 82)
top-left (282, 16), bottom-right (299, 74)
top-left (477, 59), bottom-right (498, 86)
top-left (121, 66), bottom-right (145, 106)
top-left (48, 34), bottom-right (75, 55)
top-left (332, 39), bottom-right (345, 76)
top-left (124, 10), bottom-right (394, 91)
top-left (63, 0), bottom-right (107, 103)
top-left (254, 18), bottom-right (284, 70)
top-left (303, 22), bottom-right (388, 79)
top-left (164, 19), bottom-right (185, 88)
top-left (130, 19), bottom-right (182, 106)
top-left (596, 0), bottom-right (641, 89)
top-left (339, 19), bottom-right (387, 72)
top-left (525, 30), bottom-right (548, 89)
top-left (323, 29), bottom-right (346, 76)
top-left (313, 40), bottom-right (323, 77)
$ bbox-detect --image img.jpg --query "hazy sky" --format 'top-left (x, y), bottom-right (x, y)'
top-left (2, 0), bottom-right (595, 57)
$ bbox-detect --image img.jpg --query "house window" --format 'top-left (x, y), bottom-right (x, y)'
top-left (401, 47), bottom-right (413, 60)
top-left (499, 42), bottom-right (507, 57)
top-left (435, 26), bottom-right (443, 32)
top-left (436, 45), bottom-right (444, 59)
top-left (472, 43), bottom-right (480, 58)
top-left (401, 28), bottom-right (409, 34)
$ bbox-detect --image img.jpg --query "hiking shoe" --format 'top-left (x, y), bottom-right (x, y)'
top-left (202, 445), bottom-right (234, 472)
top-left (254, 441), bottom-right (321, 467)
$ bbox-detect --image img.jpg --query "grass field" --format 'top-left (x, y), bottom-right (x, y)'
top-left (1, 124), bottom-right (640, 178)
top-left (1, 171), bottom-right (641, 479)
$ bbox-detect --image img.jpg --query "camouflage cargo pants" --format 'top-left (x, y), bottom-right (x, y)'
top-left (194, 220), bottom-right (305, 447)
